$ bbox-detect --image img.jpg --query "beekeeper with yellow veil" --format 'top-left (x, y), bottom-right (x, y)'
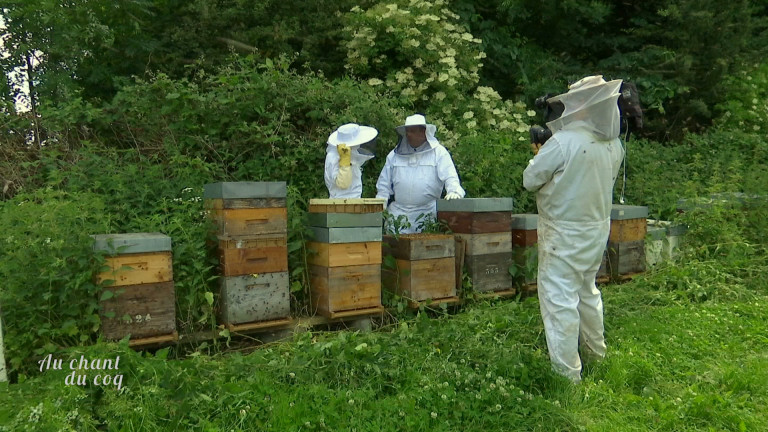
top-left (325, 123), bottom-right (379, 198)
top-left (376, 114), bottom-right (465, 233)
top-left (523, 75), bottom-right (625, 383)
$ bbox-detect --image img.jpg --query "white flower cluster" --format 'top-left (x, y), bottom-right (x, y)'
top-left (343, 0), bottom-right (536, 146)
top-left (343, 0), bottom-right (483, 105)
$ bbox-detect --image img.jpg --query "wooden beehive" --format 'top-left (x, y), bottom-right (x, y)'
top-left (307, 205), bottom-right (385, 318)
top-left (219, 272), bottom-right (290, 325)
top-left (307, 212), bottom-right (383, 228)
top-left (100, 281), bottom-right (177, 340)
top-left (607, 205), bottom-right (649, 278)
top-left (204, 181), bottom-right (287, 200)
top-left (204, 197), bottom-right (287, 210)
top-left (437, 198), bottom-right (514, 235)
top-left (95, 251), bottom-right (173, 286)
top-left (465, 252), bottom-right (514, 293)
top-left (218, 235), bottom-right (288, 276)
top-left (609, 218), bottom-right (647, 242)
top-left (610, 205), bottom-right (648, 242)
top-left (309, 198), bottom-right (386, 214)
top-left (210, 207), bottom-right (288, 237)
top-left (436, 211), bottom-right (512, 234)
top-left (383, 257), bottom-right (456, 302)
top-left (307, 241), bottom-right (382, 267)
top-left (645, 224), bottom-right (667, 268)
top-left (436, 197), bottom-right (515, 213)
top-left (309, 264), bottom-right (383, 318)
top-left (93, 233), bottom-right (174, 287)
top-left (607, 240), bottom-right (646, 277)
top-left (382, 234), bottom-right (455, 260)
top-left (92, 233), bottom-right (177, 343)
top-left (310, 226), bottom-right (382, 244)
top-left (511, 214), bottom-right (538, 247)
top-left (453, 232), bottom-right (512, 256)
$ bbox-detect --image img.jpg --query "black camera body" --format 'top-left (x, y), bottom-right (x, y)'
top-left (528, 82), bottom-right (643, 145)
top-left (529, 94), bottom-right (564, 145)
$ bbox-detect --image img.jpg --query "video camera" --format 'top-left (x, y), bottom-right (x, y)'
top-left (529, 81), bottom-right (644, 145)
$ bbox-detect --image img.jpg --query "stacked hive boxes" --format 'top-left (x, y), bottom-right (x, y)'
top-left (607, 205), bottom-right (649, 278)
top-left (510, 214), bottom-right (538, 288)
top-left (204, 182), bottom-right (290, 328)
top-left (307, 198), bottom-right (385, 319)
top-left (382, 233), bottom-right (457, 306)
top-left (437, 198), bottom-right (515, 294)
top-left (92, 233), bottom-right (177, 343)
top-left (646, 219), bottom-right (687, 267)
top-left (645, 223), bottom-right (667, 268)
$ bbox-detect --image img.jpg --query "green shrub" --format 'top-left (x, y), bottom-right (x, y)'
top-left (0, 188), bottom-right (110, 372)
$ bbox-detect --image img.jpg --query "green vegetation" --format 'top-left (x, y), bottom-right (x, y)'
top-left (1, 0), bottom-right (767, 430)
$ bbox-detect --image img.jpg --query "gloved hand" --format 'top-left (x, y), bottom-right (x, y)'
top-left (337, 144), bottom-right (351, 167)
top-left (444, 192), bottom-right (461, 200)
top-left (531, 143), bottom-right (542, 155)
top-left (335, 166), bottom-right (352, 189)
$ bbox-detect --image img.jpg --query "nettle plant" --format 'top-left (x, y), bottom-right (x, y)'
top-left (342, 0), bottom-right (533, 146)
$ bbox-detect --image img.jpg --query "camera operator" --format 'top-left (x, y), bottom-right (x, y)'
top-left (522, 75), bottom-right (625, 383)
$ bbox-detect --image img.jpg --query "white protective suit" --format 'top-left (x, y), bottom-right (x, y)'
top-left (376, 116), bottom-right (465, 233)
top-left (522, 76), bottom-right (625, 382)
top-left (324, 124), bottom-right (377, 199)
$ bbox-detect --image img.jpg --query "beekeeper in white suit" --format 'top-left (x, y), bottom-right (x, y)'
top-left (376, 114), bottom-right (465, 233)
top-left (325, 123), bottom-right (379, 198)
top-left (523, 76), bottom-right (625, 383)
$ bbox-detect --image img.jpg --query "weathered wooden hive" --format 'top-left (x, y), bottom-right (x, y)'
top-left (382, 232), bottom-right (457, 306)
top-left (438, 198), bottom-right (514, 294)
top-left (204, 182), bottom-right (290, 329)
top-left (307, 198), bottom-right (385, 319)
top-left (92, 232), bottom-right (177, 343)
top-left (607, 204), bottom-right (649, 278)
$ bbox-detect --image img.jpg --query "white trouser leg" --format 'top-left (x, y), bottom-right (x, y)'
top-left (577, 270), bottom-right (606, 358)
top-left (537, 254), bottom-right (583, 382)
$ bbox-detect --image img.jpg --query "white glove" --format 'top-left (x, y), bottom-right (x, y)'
top-left (444, 192), bottom-right (461, 200)
top-left (335, 166), bottom-right (352, 189)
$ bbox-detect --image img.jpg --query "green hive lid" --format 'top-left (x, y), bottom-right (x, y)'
top-left (308, 212), bottom-right (383, 228)
top-left (610, 204), bottom-right (649, 220)
top-left (646, 225), bottom-right (666, 241)
top-left (91, 232), bottom-right (172, 254)
top-left (510, 214), bottom-right (538, 230)
top-left (647, 219), bottom-right (688, 236)
top-left (436, 198), bottom-right (514, 213)
top-left (310, 226), bottom-right (382, 244)
top-left (203, 182), bottom-right (287, 199)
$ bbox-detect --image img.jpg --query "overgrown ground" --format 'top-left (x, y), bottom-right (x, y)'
top-left (2, 2), bottom-right (768, 429)
top-left (1, 245), bottom-right (767, 431)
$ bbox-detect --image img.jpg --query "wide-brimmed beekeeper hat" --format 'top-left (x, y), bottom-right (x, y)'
top-left (327, 123), bottom-right (379, 147)
top-left (395, 114), bottom-right (439, 149)
top-left (546, 75), bottom-right (622, 140)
